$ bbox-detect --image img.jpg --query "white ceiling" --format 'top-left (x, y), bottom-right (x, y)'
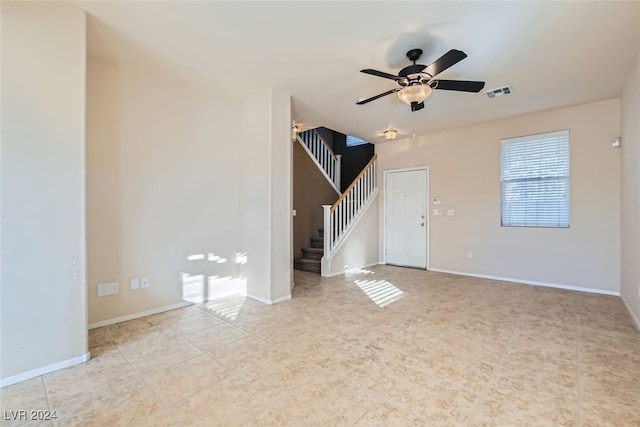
top-left (76, 1), bottom-right (640, 143)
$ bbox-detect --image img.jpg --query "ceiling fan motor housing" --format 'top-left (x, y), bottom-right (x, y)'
top-left (399, 48), bottom-right (430, 83)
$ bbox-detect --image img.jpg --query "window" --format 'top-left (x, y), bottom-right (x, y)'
top-left (501, 130), bottom-right (570, 228)
top-left (346, 135), bottom-right (368, 147)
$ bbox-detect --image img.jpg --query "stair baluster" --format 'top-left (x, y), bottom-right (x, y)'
top-left (297, 130), bottom-right (341, 193)
top-left (320, 154), bottom-right (378, 275)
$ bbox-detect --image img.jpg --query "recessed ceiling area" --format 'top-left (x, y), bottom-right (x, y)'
top-left (76, 1), bottom-right (640, 143)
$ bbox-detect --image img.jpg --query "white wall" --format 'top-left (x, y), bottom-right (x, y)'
top-left (328, 196), bottom-right (380, 276)
top-left (620, 46), bottom-right (640, 326)
top-left (376, 99), bottom-right (621, 293)
top-left (269, 90), bottom-right (293, 301)
top-left (1, 2), bottom-right (89, 384)
top-left (241, 88), bottom-right (292, 303)
top-left (86, 55), bottom-right (246, 323)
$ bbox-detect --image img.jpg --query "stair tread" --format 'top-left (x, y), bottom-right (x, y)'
top-left (301, 247), bottom-right (323, 253)
top-left (294, 257), bottom-right (321, 264)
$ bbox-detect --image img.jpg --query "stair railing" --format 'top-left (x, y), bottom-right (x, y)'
top-left (323, 154), bottom-right (378, 259)
top-left (297, 130), bottom-right (341, 193)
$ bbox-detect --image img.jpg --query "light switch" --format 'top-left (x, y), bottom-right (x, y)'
top-left (447, 209), bottom-right (455, 216)
top-left (130, 278), bottom-right (139, 290)
top-left (433, 197), bottom-right (441, 205)
top-left (433, 209), bottom-right (442, 216)
top-left (141, 277), bottom-right (149, 288)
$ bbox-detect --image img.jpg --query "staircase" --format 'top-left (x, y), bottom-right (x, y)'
top-left (294, 228), bottom-right (324, 274)
top-left (297, 130), bottom-right (341, 193)
top-left (294, 129), bottom-right (378, 277)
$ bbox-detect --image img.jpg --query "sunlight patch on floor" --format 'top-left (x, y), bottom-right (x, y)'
top-left (344, 267), bottom-right (375, 276)
top-left (354, 279), bottom-right (404, 307)
top-left (203, 298), bottom-right (247, 321)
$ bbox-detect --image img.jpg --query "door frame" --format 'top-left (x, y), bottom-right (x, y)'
top-left (382, 166), bottom-right (430, 270)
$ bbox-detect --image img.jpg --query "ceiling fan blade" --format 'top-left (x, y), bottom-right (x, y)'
top-left (360, 69), bottom-right (399, 81)
top-left (423, 49), bottom-right (467, 77)
top-left (356, 88), bottom-right (400, 105)
top-left (431, 79), bottom-right (485, 92)
top-left (411, 102), bottom-right (425, 112)
top-left (398, 64), bottom-right (426, 78)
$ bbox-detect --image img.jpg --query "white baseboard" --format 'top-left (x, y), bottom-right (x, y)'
top-left (246, 293), bottom-right (292, 305)
top-left (246, 293), bottom-right (271, 304)
top-left (1, 352), bottom-right (90, 388)
top-left (621, 294), bottom-right (640, 331)
top-left (427, 268), bottom-right (620, 296)
top-left (88, 301), bottom-right (193, 329)
top-left (272, 294), bottom-right (292, 304)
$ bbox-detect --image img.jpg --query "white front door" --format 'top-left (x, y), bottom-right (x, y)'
top-left (385, 168), bottom-right (428, 268)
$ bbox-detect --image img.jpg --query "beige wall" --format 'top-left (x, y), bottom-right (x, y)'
top-left (88, 59), bottom-right (293, 321)
top-left (621, 46), bottom-right (640, 325)
top-left (293, 141), bottom-right (339, 259)
top-left (87, 55), bottom-right (246, 323)
top-left (377, 99), bottom-right (621, 293)
top-left (1, 2), bottom-right (88, 383)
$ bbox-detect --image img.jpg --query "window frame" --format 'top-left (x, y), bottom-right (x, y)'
top-left (500, 129), bottom-right (570, 228)
top-left (346, 135), bottom-right (368, 147)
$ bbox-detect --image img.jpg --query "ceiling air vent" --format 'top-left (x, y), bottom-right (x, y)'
top-left (485, 86), bottom-right (512, 98)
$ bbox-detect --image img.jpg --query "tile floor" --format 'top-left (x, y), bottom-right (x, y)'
top-left (2, 265), bottom-right (640, 426)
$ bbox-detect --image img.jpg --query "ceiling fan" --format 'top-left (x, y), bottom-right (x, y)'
top-left (357, 48), bottom-right (485, 112)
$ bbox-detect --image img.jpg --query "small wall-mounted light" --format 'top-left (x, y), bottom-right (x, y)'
top-left (612, 137), bottom-right (621, 148)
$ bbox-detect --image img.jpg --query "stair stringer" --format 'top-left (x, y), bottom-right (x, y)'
top-left (321, 189), bottom-right (379, 277)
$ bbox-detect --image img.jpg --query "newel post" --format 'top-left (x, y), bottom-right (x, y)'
top-left (321, 205), bottom-right (331, 277)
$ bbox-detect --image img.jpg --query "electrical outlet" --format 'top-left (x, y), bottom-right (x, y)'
top-left (97, 282), bottom-right (118, 296)
top-left (141, 277), bottom-right (149, 288)
top-left (130, 278), bottom-right (139, 290)
top-left (467, 252), bottom-right (473, 259)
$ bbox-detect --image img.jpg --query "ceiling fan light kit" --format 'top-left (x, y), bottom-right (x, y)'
top-left (397, 84), bottom-right (432, 105)
top-left (357, 47), bottom-right (485, 112)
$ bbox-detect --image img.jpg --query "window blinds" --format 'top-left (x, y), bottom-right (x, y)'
top-left (501, 130), bottom-right (570, 227)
